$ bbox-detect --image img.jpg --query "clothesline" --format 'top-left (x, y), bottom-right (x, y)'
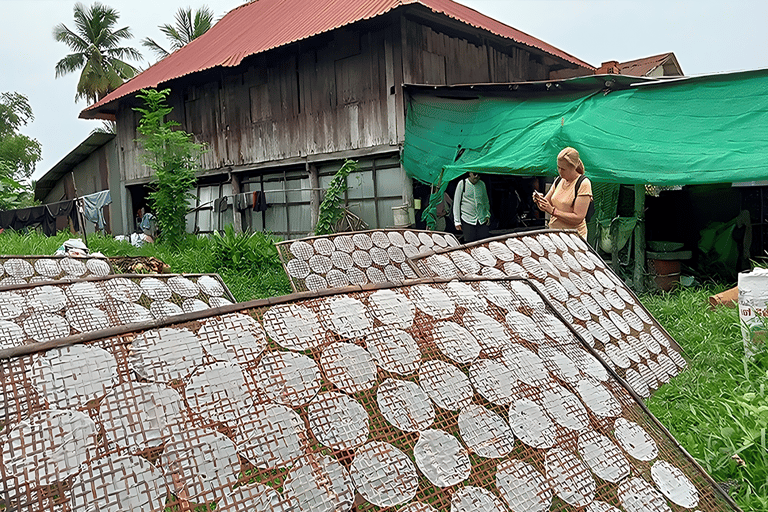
top-left (0, 190), bottom-right (112, 234)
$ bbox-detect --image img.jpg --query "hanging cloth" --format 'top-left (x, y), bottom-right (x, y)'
top-left (252, 190), bottom-right (268, 212)
top-left (45, 200), bottom-right (80, 234)
top-left (81, 190), bottom-right (112, 230)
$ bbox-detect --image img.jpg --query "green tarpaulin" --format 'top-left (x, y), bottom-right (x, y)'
top-left (402, 69), bottom-right (768, 226)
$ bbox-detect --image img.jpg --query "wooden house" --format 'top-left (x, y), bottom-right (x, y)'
top-left (79, 0), bottom-right (593, 238)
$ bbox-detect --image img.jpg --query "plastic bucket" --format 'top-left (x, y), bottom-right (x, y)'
top-left (392, 205), bottom-right (411, 227)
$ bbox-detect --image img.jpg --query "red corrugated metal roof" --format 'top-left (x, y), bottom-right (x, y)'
top-left (81, 0), bottom-right (594, 119)
top-left (619, 53), bottom-right (681, 77)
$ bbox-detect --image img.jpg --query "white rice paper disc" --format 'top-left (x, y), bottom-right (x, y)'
top-left (182, 298), bottom-right (209, 313)
top-left (326, 269), bottom-right (350, 288)
top-left (367, 289), bottom-right (415, 329)
top-left (347, 266), bottom-right (368, 285)
top-left (287, 258), bottom-right (311, 279)
top-left (541, 384), bottom-right (590, 432)
top-left (314, 238), bottom-right (335, 256)
top-left (0, 320), bottom-right (23, 349)
top-left (254, 350), bottom-right (321, 407)
top-left (352, 249), bottom-right (373, 268)
top-left (503, 261), bottom-right (527, 278)
top-left (112, 302), bottom-right (153, 325)
top-left (470, 358), bottom-right (517, 405)
top-left (370, 247), bottom-right (389, 266)
top-left (508, 398), bottom-right (556, 449)
top-left (140, 277), bottom-right (172, 301)
top-left (99, 381), bottom-right (185, 452)
top-left (69, 454), bottom-right (167, 512)
top-left (59, 276), bottom-right (106, 302)
top-left (618, 477), bottom-right (673, 512)
top-left (366, 325), bottom-right (421, 375)
top-left (614, 418), bottom-right (659, 462)
top-left (309, 254), bottom-right (332, 274)
top-left (128, 327), bottom-right (205, 383)
top-left (471, 246), bottom-right (497, 267)
top-left (308, 391), bottom-right (369, 450)
top-left (488, 241), bottom-right (515, 261)
top-left (349, 441), bottom-right (418, 507)
top-left (377, 377), bottom-right (435, 432)
top-left (104, 277), bottom-right (143, 303)
top-left (197, 275), bottom-right (225, 297)
top-left (3, 409), bottom-right (99, 486)
top-left (263, 303), bottom-right (324, 351)
top-left (506, 280), bottom-right (548, 310)
top-left (522, 236), bottom-right (545, 256)
top-left (388, 245), bottom-right (406, 263)
top-left (320, 341), bottom-right (377, 394)
top-left (432, 321), bottom-right (481, 364)
top-left (605, 289), bottom-right (626, 310)
top-left (426, 254), bottom-right (459, 277)
top-left (160, 428), bottom-right (241, 502)
top-left (167, 276), bottom-right (200, 297)
top-left (651, 460), bottom-right (700, 508)
top-left (414, 429), bottom-right (471, 487)
top-left (149, 300), bottom-right (184, 320)
top-left (450, 251), bottom-right (481, 275)
top-left (352, 232), bottom-right (373, 250)
top-left (458, 403), bottom-right (515, 458)
top-left (86, 258), bottom-right (112, 276)
top-left (31, 344), bottom-right (117, 408)
top-left (578, 430), bottom-right (631, 483)
top-left (410, 284), bottom-right (455, 319)
top-left (384, 264), bottom-right (405, 282)
top-left (321, 296), bottom-right (372, 339)
top-left (539, 345), bottom-right (582, 385)
top-left (451, 486), bottom-right (508, 512)
top-left (444, 280), bottom-right (486, 310)
top-left (521, 256), bottom-right (546, 279)
top-left (198, 313), bottom-right (269, 365)
top-left (418, 359), bottom-right (473, 411)
top-left (462, 310), bottom-right (511, 354)
top-left (551, 232), bottom-right (569, 252)
top-left (290, 241), bottom-right (314, 260)
top-left (504, 311), bottom-right (545, 344)
top-left (545, 447), bottom-right (596, 507)
top-left (496, 458), bottom-right (552, 512)
top-left (373, 231), bottom-right (393, 248)
top-left (401, 502), bottom-right (438, 512)
top-left (22, 313), bottom-right (70, 343)
top-left (388, 231), bottom-right (407, 247)
top-left (0, 291), bottom-right (24, 319)
top-left (65, 305), bottom-right (109, 333)
top-left (4, 258), bottom-right (33, 278)
top-left (186, 362), bottom-right (254, 424)
top-left (538, 233), bottom-right (557, 253)
top-left (27, 285), bottom-right (67, 312)
top-left (34, 259), bottom-right (61, 277)
top-left (283, 454), bottom-right (355, 512)
top-left (500, 344), bottom-right (549, 386)
top-left (234, 402), bottom-right (306, 469)
top-left (331, 251), bottom-right (354, 270)
top-left (505, 238), bottom-right (531, 257)
top-left (548, 253), bottom-right (570, 274)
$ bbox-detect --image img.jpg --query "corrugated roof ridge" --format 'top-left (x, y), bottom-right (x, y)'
top-left (81, 0), bottom-right (593, 117)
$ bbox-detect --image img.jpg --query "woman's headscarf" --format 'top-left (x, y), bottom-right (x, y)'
top-left (558, 147), bottom-right (585, 175)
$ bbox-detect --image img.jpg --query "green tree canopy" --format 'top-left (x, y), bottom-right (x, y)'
top-left (0, 92), bottom-right (40, 209)
top-left (0, 92), bottom-right (41, 181)
top-left (141, 6), bottom-right (215, 61)
top-left (53, 2), bottom-right (142, 104)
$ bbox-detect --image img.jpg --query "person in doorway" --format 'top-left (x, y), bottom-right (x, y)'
top-left (533, 147), bottom-right (593, 239)
top-left (453, 171), bottom-right (491, 243)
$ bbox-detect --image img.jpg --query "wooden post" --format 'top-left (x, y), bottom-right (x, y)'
top-left (71, 172), bottom-right (88, 247)
top-left (308, 161), bottom-right (320, 230)
top-left (634, 184), bottom-right (646, 293)
top-left (230, 172), bottom-right (243, 234)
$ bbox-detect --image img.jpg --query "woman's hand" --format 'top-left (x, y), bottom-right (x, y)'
top-left (533, 194), bottom-right (555, 216)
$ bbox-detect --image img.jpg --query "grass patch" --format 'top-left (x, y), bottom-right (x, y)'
top-left (643, 285), bottom-right (768, 510)
top-left (0, 230), bottom-right (292, 302)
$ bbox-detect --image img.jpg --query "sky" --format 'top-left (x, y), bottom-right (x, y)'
top-left (2, 0), bottom-right (767, 182)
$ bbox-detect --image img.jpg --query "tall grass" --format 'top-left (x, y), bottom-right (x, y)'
top-left (0, 230), bottom-right (292, 302)
top-left (643, 285), bottom-right (768, 510)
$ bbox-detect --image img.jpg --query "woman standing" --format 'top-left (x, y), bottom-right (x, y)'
top-left (534, 147), bottom-right (593, 239)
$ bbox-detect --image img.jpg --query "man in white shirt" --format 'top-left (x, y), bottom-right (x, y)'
top-left (453, 172), bottom-right (491, 243)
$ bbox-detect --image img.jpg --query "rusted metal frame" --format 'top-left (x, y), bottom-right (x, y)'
top-left (0, 272), bottom-right (741, 510)
top-left (406, 227), bottom-right (686, 357)
top-left (0, 273), bottom-right (235, 303)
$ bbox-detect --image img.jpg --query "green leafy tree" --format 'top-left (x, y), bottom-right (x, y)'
top-left (141, 6), bottom-right (215, 60)
top-left (134, 88), bottom-right (205, 247)
top-left (53, 2), bottom-right (142, 104)
top-left (0, 92), bottom-right (41, 209)
top-left (315, 160), bottom-right (357, 235)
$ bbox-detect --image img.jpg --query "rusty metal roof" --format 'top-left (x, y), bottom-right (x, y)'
top-left (619, 52), bottom-right (683, 77)
top-left (80, 0), bottom-right (594, 119)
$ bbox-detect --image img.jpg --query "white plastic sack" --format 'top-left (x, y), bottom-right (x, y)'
top-left (738, 268), bottom-right (768, 356)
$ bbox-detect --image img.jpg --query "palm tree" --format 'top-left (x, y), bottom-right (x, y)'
top-left (53, 2), bottom-right (142, 104)
top-left (141, 6), bottom-right (215, 61)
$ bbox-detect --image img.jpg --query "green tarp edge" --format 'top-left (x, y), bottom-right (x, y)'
top-left (403, 69), bottom-right (768, 228)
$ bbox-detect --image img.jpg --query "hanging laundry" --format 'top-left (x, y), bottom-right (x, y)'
top-left (252, 190), bottom-right (268, 212)
top-left (82, 190), bottom-right (112, 230)
top-left (213, 196), bottom-right (230, 212)
top-left (235, 192), bottom-right (250, 211)
top-left (0, 205), bottom-right (53, 234)
top-left (45, 199), bottom-right (80, 234)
